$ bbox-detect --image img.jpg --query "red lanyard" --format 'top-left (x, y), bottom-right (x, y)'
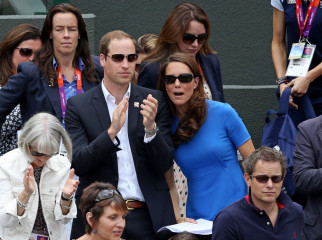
top-left (57, 65), bottom-right (82, 125)
top-left (296, 0), bottom-right (320, 39)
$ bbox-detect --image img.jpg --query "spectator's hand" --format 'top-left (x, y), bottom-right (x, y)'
top-left (23, 166), bottom-right (35, 195)
top-left (286, 76), bottom-right (311, 97)
top-left (141, 94), bottom-right (158, 131)
top-left (279, 83), bottom-right (298, 109)
top-left (62, 168), bottom-right (79, 199)
top-left (108, 97), bottom-right (129, 139)
top-left (176, 217), bottom-right (198, 224)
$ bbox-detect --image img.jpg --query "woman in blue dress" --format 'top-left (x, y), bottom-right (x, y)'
top-left (158, 52), bottom-right (255, 222)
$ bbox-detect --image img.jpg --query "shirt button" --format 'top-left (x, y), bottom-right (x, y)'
top-left (260, 212), bottom-right (263, 215)
top-left (69, 86), bottom-right (72, 89)
top-left (267, 222), bottom-right (270, 225)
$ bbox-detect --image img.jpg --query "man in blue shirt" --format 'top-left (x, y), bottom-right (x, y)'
top-left (212, 147), bottom-right (304, 240)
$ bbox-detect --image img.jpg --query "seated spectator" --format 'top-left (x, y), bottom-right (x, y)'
top-left (0, 24), bottom-right (41, 156)
top-left (0, 112), bottom-right (79, 240)
top-left (158, 52), bottom-right (254, 225)
top-left (76, 182), bottom-right (128, 240)
top-left (212, 146), bottom-right (304, 240)
top-left (169, 233), bottom-right (199, 240)
top-left (293, 115), bottom-right (322, 240)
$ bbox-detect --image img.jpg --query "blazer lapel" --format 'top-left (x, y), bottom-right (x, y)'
top-left (92, 85), bottom-right (111, 131)
top-left (41, 75), bottom-right (62, 121)
top-left (318, 121), bottom-right (322, 144)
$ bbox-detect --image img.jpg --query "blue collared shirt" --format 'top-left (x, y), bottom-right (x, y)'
top-left (53, 57), bottom-right (85, 101)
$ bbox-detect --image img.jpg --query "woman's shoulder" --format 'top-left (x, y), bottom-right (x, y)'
top-left (206, 100), bottom-right (233, 111)
top-left (0, 149), bottom-right (25, 168)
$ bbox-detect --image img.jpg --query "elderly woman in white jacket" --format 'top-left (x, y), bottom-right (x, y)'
top-left (0, 112), bottom-right (79, 240)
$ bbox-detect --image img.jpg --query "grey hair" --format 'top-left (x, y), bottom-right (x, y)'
top-left (243, 146), bottom-right (286, 176)
top-left (18, 112), bottom-right (72, 163)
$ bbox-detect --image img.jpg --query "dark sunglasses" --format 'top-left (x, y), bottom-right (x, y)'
top-left (95, 189), bottom-right (120, 202)
top-left (250, 175), bottom-right (284, 183)
top-left (30, 150), bottom-right (58, 157)
top-left (106, 53), bottom-right (138, 63)
top-left (164, 73), bottom-right (194, 85)
top-left (182, 33), bottom-right (208, 45)
top-left (16, 48), bottom-right (34, 57)
top-left (135, 63), bottom-right (140, 73)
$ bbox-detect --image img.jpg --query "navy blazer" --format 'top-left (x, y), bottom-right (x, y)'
top-left (293, 115), bottom-right (322, 240)
top-left (0, 56), bottom-right (103, 127)
top-left (65, 83), bottom-right (176, 239)
top-left (138, 52), bottom-right (225, 102)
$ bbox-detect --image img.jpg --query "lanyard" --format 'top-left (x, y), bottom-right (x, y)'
top-left (296, 0), bottom-right (320, 39)
top-left (57, 65), bottom-right (82, 125)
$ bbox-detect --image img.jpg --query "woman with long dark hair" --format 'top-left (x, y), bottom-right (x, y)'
top-left (0, 24), bottom-right (41, 155)
top-left (159, 53), bottom-right (254, 223)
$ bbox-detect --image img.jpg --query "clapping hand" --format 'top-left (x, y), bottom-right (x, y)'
top-left (62, 168), bottom-right (79, 199)
top-left (140, 94), bottom-right (158, 131)
top-left (23, 166), bottom-right (35, 196)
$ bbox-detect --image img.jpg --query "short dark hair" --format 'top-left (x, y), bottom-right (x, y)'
top-left (243, 146), bottom-right (286, 176)
top-left (168, 233), bottom-right (200, 240)
top-left (79, 182), bottom-right (127, 234)
top-left (99, 30), bottom-right (137, 57)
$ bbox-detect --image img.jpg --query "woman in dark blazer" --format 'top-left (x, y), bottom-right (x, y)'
top-left (0, 3), bottom-right (103, 128)
top-left (138, 2), bottom-right (224, 103)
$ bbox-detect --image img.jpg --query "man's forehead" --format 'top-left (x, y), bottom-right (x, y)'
top-left (253, 159), bottom-right (282, 174)
top-left (108, 38), bottom-right (135, 52)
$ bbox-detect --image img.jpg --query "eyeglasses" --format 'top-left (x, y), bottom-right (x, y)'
top-left (16, 48), bottom-right (35, 57)
top-left (105, 53), bottom-right (138, 63)
top-left (95, 189), bottom-right (120, 202)
top-left (30, 150), bottom-right (58, 157)
top-left (164, 73), bottom-right (194, 85)
top-left (250, 175), bottom-right (284, 183)
top-left (182, 33), bottom-right (208, 45)
top-left (135, 63), bottom-right (140, 73)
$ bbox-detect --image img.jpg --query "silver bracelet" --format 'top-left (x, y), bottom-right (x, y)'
top-left (60, 200), bottom-right (71, 209)
top-left (17, 197), bottom-right (28, 209)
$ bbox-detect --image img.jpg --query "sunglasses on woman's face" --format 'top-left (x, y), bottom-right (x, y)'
top-left (250, 175), bottom-right (284, 183)
top-left (30, 150), bottom-right (58, 157)
top-left (16, 48), bottom-right (34, 57)
top-left (164, 73), bottom-right (194, 85)
top-left (182, 33), bottom-right (208, 45)
top-left (105, 53), bottom-right (138, 63)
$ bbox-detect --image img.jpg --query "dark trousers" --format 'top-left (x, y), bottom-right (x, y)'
top-left (122, 207), bottom-right (174, 240)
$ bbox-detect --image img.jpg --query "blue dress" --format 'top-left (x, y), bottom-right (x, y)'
top-left (172, 100), bottom-right (250, 220)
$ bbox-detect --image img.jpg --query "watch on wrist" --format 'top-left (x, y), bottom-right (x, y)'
top-left (144, 123), bottom-right (158, 135)
top-left (61, 193), bottom-right (73, 201)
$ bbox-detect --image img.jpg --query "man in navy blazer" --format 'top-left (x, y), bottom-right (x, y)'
top-left (293, 115), bottom-right (322, 240)
top-left (65, 30), bottom-right (176, 240)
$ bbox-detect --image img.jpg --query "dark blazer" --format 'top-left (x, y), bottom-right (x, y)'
top-left (0, 56), bottom-right (103, 126)
top-left (138, 52), bottom-right (225, 102)
top-left (65, 83), bottom-right (176, 239)
top-left (293, 115), bottom-right (322, 240)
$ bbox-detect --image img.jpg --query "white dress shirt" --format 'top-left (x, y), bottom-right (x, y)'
top-left (101, 81), bottom-right (147, 201)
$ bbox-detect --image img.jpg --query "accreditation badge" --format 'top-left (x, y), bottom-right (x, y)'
top-left (286, 44), bottom-right (316, 77)
top-left (288, 42), bottom-right (305, 59)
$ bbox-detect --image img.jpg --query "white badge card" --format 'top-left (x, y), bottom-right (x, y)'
top-left (288, 42), bottom-right (305, 60)
top-left (286, 44), bottom-right (316, 77)
top-left (59, 137), bottom-right (68, 158)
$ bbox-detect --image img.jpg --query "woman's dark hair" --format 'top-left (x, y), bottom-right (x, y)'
top-left (146, 2), bottom-right (215, 65)
top-left (158, 52), bottom-right (207, 147)
top-left (0, 24), bottom-right (40, 86)
top-left (34, 3), bottom-right (97, 86)
top-left (79, 182), bottom-right (128, 234)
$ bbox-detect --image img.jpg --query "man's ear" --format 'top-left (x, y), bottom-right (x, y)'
top-left (244, 173), bottom-right (252, 188)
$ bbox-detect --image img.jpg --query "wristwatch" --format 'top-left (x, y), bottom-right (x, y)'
top-left (61, 193), bottom-right (73, 201)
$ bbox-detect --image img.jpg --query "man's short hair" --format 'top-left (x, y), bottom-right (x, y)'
top-left (99, 30), bottom-right (138, 56)
top-left (243, 146), bottom-right (286, 176)
top-left (168, 233), bottom-right (200, 240)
